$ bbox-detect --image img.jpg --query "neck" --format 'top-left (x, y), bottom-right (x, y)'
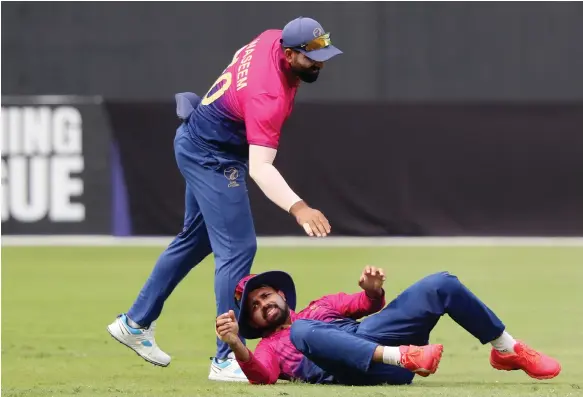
top-left (282, 314), bottom-right (293, 327)
top-left (275, 313), bottom-right (293, 331)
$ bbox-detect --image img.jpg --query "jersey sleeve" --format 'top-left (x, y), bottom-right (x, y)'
top-left (237, 339), bottom-right (281, 384)
top-left (245, 94), bottom-right (286, 149)
top-left (319, 290), bottom-right (386, 319)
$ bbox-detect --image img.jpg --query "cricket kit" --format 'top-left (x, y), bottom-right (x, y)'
top-left (235, 271), bottom-right (560, 385)
top-left (108, 29), bottom-right (300, 380)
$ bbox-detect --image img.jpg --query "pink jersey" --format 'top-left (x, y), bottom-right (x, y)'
top-left (189, 30), bottom-right (298, 157)
top-left (237, 291), bottom-right (386, 384)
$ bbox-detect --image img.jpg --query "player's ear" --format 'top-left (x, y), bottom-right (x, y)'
top-left (283, 48), bottom-right (295, 63)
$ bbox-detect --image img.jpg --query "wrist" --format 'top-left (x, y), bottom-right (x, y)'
top-left (365, 288), bottom-right (384, 299)
top-left (228, 337), bottom-right (243, 350)
top-left (289, 199), bottom-right (308, 216)
top-left (229, 339), bottom-right (250, 362)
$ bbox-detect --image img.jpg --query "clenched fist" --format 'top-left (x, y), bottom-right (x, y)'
top-left (215, 310), bottom-right (240, 346)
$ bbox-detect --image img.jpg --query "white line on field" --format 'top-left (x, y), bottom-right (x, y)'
top-left (2, 235), bottom-right (583, 247)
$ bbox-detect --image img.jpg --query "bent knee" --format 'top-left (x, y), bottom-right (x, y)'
top-left (426, 271), bottom-right (462, 292)
top-left (289, 320), bottom-right (316, 350)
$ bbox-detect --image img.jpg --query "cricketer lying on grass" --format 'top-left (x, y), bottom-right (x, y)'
top-left (216, 266), bottom-right (561, 385)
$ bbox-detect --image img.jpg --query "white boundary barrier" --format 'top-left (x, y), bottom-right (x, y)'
top-left (2, 235), bottom-right (583, 247)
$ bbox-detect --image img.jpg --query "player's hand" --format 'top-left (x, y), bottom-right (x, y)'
top-left (290, 201), bottom-right (331, 237)
top-left (215, 310), bottom-right (240, 346)
top-left (358, 265), bottom-right (386, 297)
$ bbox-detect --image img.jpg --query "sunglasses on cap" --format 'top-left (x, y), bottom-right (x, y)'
top-left (295, 32), bottom-right (332, 52)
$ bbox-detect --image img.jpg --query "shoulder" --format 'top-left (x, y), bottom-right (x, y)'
top-left (297, 296), bottom-right (332, 316)
top-left (256, 29), bottom-right (283, 42)
top-left (256, 336), bottom-right (275, 350)
top-left (242, 32), bottom-right (289, 98)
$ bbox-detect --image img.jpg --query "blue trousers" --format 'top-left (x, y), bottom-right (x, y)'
top-left (127, 122), bottom-right (256, 359)
top-left (290, 272), bottom-right (506, 385)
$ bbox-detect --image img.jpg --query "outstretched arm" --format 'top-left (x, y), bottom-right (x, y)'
top-left (245, 94), bottom-right (331, 237)
top-left (249, 145), bottom-right (330, 237)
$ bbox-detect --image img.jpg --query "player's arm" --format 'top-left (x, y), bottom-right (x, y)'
top-left (320, 266), bottom-right (386, 319)
top-left (216, 311), bottom-right (280, 384)
top-left (248, 145), bottom-right (301, 214)
top-left (246, 94), bottom-right (331, 237)
top-left (249, 145), bottom-right (329, 237)
top-left (237, 340), bottom-right (281, 385)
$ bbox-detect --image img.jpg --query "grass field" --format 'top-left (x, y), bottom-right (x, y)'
top-left (2, 244), bottom-right (583, 397)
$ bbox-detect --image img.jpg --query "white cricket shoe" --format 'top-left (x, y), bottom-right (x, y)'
top-left (107, 313), bottom-right (171, 367)
top-left (208, 352), bottom-right (248, 382)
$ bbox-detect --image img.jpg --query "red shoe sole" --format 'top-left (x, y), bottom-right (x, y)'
top-left (490, 358), bottom-right (562, 380)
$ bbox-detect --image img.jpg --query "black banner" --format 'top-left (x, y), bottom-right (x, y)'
top-left (1, 96), bottom-right (112, 234)
top-left (108, 101), bottom-right (583, 237)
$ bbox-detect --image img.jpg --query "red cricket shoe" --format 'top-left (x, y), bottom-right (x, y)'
top-left (399, 344), bottom-right (444, 377)
top-left (490, 341), bottom-right (561, 380)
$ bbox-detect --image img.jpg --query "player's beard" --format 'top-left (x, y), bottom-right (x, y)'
top-left (262, 302), bottom-right (290, 329)
top-left (292, 65), bottom-right (320, 83)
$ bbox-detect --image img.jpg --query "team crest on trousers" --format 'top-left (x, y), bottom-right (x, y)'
top-left (224, 167), bottom-right (240, 188)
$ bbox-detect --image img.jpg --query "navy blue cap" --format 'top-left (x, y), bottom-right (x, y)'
top-left (281, 17), bottom-right (343, 62)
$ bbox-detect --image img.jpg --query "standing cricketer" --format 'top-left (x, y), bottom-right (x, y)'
top-left (107, 17), bottom-right (342, 382)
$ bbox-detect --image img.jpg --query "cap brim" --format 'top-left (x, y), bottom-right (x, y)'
top-left (300, 45), bottom-right (343, 62)
top-left (237, 271), bottom-right (296, 340)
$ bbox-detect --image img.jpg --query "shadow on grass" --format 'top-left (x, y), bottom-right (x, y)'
top-left (409, 381), bottom-right (578, 388)
top-left (275, 380), bottom-right (579, 388)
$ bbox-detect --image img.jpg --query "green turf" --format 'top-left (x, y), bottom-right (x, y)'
top-left (2, 245), bottom-right (583, 397)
